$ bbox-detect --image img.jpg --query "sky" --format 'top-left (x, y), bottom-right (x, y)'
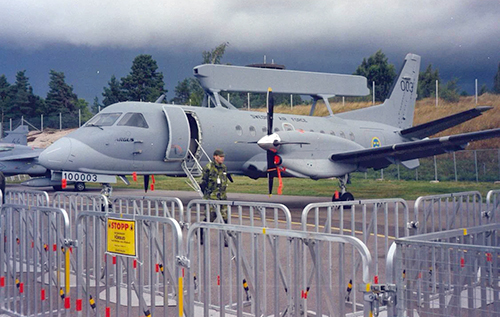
top-left (0, 0), bottom-right (499, 103)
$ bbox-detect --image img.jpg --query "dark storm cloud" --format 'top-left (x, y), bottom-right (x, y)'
top-left (0, 0), bottom-right (498, 100)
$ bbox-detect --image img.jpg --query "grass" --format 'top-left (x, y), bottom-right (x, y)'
top-left (75, 174), bottom-right (500, 201)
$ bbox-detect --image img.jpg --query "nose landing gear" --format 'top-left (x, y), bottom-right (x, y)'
top-left (332, 174), bottom-right (354, 202)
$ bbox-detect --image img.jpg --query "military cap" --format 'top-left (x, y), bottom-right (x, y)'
top-left (213, 149), bottom-right (225, 157)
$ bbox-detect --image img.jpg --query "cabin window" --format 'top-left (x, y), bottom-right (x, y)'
top-left (274, 127), bottom-right (280, 132)
top-left (85, 113), bottom-right (122, 127)
top-left (340, 131), bottom-right (346, 139)
top-left (235, 125), bottom-right (243, 136)
top-left (320, 130), bottom-right (325, 134)
top-left (249, 126), bottom-right (256, 136)
top-left (349, 132), bottom-right (355, 141)
top-left (330, 131), bottom-right (336, 136)
top-left (262, 127), bottom-right (267, 134)
top-left (117, 113), bottom-right (149, 128)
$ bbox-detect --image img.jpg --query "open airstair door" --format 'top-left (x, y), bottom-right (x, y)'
top-left (162, 105), bottom-right (191, 161)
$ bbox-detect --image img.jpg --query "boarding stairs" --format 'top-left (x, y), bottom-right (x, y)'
top-left (181, 140), bottom-right (211, 197)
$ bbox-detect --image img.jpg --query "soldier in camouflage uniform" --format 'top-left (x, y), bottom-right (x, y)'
top-left (199, 149), bottom-right (228, 222)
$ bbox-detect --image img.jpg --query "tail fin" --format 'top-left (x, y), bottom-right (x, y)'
top-left (337, 53), bottom-right (421, 129)
top-left (1, 125), bottom-right (29, 145)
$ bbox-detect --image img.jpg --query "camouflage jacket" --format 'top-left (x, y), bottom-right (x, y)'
top-left (200, 161), bottom-right (228, 200)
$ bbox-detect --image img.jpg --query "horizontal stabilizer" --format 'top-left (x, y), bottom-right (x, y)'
top-left (331, 128), bottom-right (500, 169)
top-left (400, 106), bottom-right (492, 139)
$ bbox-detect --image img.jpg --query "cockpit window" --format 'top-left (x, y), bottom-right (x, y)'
top-left (85, 113), bottom-right (122, 127)
top-left (117, 113), bottom-right (149, 128)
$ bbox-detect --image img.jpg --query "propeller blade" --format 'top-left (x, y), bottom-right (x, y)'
top-left (144, 175), bottom-right (150, 193)
top-left (266, 88), bottom-right (274, 136)
top-left (273, 140), bottom-right (310, 146)
top-left (268, 172), bottom-right (273, 196)
top-left (266, 150), bottom-right (275, 195)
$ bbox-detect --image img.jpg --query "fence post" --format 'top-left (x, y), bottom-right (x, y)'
top-left (433, 156), bottom-right (438, 181)
top-left (453, 152), bottom-right (458, 182)
top-left (474, 150), bottom-right (478, 182)
top-left (59, 112), bottom-right (62, 130)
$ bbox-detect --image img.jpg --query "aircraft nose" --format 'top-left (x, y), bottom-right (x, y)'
top-left (38, 137), bottom-right (72, 170)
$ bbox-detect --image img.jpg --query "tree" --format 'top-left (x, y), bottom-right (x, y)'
top-left (418, 64), bottom-right (440, 99)
top-left (494, 62), bottom-right (500, 94)
top-left (172, 43), bottom-right (230, 106)
top-left (120, 55), bottom-right (165, 102)
top-left (171, 79), bottom-right (191, 105)
top-left (102, 75), bottom-right (126, 106)
top-left (91, 96), bottom-right (102, 114)
top-left (479, 84), bottom-right (489, 96)
top-left (45, 70), bottom-right (78, 115)
top-left (354, 50), bottom-right (396, 102)
top-left (439, 78), bottom-right (460, 102)
top-left (75, 98), bottom-right (93, 123)
top-left (0, 75), bottom-right (11, 118)
top-left (202, 42), bottom-right (229, 64)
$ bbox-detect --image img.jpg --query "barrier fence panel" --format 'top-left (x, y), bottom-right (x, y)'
top-left (75, 211), bottom-right (184, 317)
top-left (6, 189), bottom-right (50, 207)
top-left (486, 189), bottom-right (500, 224)
top-left (110, 195), bottom-right (184, 219)
top-left (391, 224), bottom-right (500, 317)
top-left (0, 204), bottom-right (72, 317)
top-left (413, 191), bottom-right (483, 235)
top-left (184, 222), bottom-right (373, 317)
top-left (300, 199), bottom-right (409, 316)
top-left (185, 199), bottom-right (292, 229)
top-left (185, 200), bottom-right (293, 315)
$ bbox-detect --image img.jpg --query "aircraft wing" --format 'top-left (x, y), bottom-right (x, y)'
top-left (399, 106), bottom-right (492, 139)
top-left (331, 128), bottom-right (500, 169)
top-left (0, 150), bottom-right (43, 161)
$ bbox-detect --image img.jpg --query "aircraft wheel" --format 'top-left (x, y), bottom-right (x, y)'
top-left (74, 182), bottom-right (86, 192)
top-left (340, 192), bottom-right (354, 202)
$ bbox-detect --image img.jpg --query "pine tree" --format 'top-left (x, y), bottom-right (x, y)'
top-left (120, 55), bottom-right (165, 102)
top-left (45, 70), bottom-right (78, 115)
top-left (354, 50), bottom-right (396, 102)
top-left (417, 64), bottom-right (440, 99)
top-left (102, 75), bottom-right (126, 106)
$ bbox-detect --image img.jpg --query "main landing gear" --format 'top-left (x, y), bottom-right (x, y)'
top-left (332, 174), bottom-right (354, 202)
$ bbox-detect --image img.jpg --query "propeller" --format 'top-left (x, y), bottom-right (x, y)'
top-left (144, 174), bottom-right (150, 192)
top-left (265, 88), bottom-right (277, 196)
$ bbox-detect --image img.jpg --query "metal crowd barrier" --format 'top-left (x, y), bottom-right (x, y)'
top-left (0, 204), bottom-right (72, 317)
top-left (110, 195), bottom-right (184, 218)
top-left (486, 189), bottom-right (500, 224)
top-left (413, 191), bottom-right (484, 234)
top-left (389, 223), bottom-right (500, 317)
top-left (185, 199), bottom-right (292, 229)
top-left (75, 211), bottom-right (184, 317)
top-left (184, 222), bottom-right (373, 317)
top-left (300, 199), bottom-right (409, 316)
top-left (6, 189), bottom-right (50, 207)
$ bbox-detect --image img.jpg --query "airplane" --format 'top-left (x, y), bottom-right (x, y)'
top-left (1, 125), bottom-right (30, 145)
top-left (0, 126), bottom-right (48, 177)
top-left (0, 126), bottom-right (87, 191)
top-left (36, 53), bottom-right (500, 200)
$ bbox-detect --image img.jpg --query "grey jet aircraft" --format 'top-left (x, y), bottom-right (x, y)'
top-left (37, 53), bottom-right (500, 200)
top-left (0, 126), bottom-right (47, 177)
top-left (0, 126), bottom-right (86, 191)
